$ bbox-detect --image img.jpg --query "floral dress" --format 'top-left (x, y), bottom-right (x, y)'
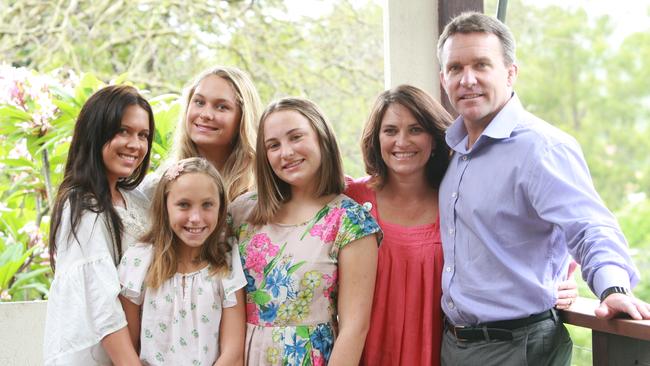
top-left (230, 192), bottom-right (381, 366)
top-left (118, 243), bottom-right (246, 366)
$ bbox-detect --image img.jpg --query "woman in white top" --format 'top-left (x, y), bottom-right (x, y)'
top-left (44, 85), bottom-right (155, 365)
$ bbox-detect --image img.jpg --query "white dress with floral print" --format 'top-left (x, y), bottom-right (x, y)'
top-left (230, 192), bottom-right (381, 366)
top-left (118, 243), bottom-right (247, 366)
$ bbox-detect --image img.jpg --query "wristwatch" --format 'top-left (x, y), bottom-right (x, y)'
top-left (600, 286), bottom-right (630, 302)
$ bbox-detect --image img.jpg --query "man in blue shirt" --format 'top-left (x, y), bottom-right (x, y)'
top-left (437, 11), bottom-right (650, 365)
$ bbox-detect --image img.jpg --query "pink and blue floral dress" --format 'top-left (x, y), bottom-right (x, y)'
top-left (229, 192), bottom-right (381, 366)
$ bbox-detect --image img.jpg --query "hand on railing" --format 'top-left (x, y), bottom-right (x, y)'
top-left (596, 293), bottom-right (650, 320)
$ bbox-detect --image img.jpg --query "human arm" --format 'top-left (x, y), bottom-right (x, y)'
top-left (117, 244), bottom-right (152, 352)
top-left (328, 235), bottom-right (378, 366)
top-left (100, 327), bottom-right (142, 366)
top-left (119, 294), bottom-right (141, 351)
top-left (214, 288), bottom-right (246, 366)
top-left (527, 139), bottom-right (640, 317)
top-left (43, 205), bottom-right (140, 364)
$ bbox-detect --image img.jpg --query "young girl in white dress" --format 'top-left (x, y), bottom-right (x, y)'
top-left (118, 157), bottom-right (247, 366)
top-left (44, 85), bottom-right (154, 365)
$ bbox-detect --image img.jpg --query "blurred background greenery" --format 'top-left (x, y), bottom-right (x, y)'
top-left (1, 0), bottom-right (648, 364)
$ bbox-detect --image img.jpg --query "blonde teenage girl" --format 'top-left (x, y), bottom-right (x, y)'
top-left (118, 157), bottom-right (247, 365)
top-left (230, 97), bottom-right (381, 365)
top-left (140, 66), bottom-right (261, 200)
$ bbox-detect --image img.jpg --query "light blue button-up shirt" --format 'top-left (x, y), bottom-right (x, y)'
top-left (440, 94), bottom-right (639, 325)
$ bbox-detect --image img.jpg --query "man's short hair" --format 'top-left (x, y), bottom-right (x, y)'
top-left (437, 12), bottom-right (516, 67)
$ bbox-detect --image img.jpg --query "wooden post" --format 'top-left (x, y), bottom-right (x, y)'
top-left (437, 0), bottom-right (484, 117)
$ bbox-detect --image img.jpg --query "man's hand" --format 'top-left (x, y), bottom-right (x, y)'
top-left (555, 278), bottom-right (578, 310)
top-left (555, 260), bottom-right (578, 310)
top-left (595, 293), bottom-right (650, 320)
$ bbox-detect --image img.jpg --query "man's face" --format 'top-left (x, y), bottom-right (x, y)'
top-left (439, 32), bottom-right (517, 129)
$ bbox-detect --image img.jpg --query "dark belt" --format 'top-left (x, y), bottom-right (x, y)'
top-left (445, 309), bottom-right (555, 342)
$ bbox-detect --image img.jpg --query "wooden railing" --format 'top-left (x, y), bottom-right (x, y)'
top-left (2, 298), bottom-right (650, 365)
top-left (560, 297), bottom-right (650, 366)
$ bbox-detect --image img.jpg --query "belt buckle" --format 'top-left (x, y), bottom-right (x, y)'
top-left (451, 325), bottom-right (468, 342)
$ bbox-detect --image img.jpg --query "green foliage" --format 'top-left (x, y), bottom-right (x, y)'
top-left (0, 66), bottom-right (179, 301)
top-left (1, 6), bottom-right (649, 366)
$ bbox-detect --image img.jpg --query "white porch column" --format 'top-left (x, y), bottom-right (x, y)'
top-left (383, 0), bottom-right (440, 99)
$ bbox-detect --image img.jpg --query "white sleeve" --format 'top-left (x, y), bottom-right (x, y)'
top-left (118, 243), bottom-right (153, 305)
top-left (221, 243), bottom-right (246, 308)
top-left (43, 207), bottom-right (126, 365)
top-left (136, 171), bottom-right (161, 201)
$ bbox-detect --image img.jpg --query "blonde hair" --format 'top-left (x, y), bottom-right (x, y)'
top-left (250, 97), bottom-right (344, 225)
top-left (172, 66), bottom-right (261, 200)
top-left (144, 157), bottom-right (230, 289)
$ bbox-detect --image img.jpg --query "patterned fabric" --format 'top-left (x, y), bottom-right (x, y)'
top-left (230, 192), bottom-right (381, 366)
top-left (118, 243), bottom-right (246, 366)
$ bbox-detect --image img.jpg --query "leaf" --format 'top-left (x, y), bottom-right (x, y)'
top-left (10, 267), bottom-right (51, 290)
top-left (0, 158), bottom-right (35, 168)
top-left (0, 106), bottom-right (31, 128)
top-left (296, 325), bottom-right (309, 338)
top-left (251, 290), bottom-right (271, 305)
top-left (301, 205), bottom-right (330, 239)
top-left (112, 72), bottom-right (131, 85)
top-left (287, 261), bottom-right (306, 275)
top-left (0, 244), bottom-right (35, 289)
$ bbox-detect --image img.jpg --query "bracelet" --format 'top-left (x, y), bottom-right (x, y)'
top-left (600, 286), bottom-right (630, 302)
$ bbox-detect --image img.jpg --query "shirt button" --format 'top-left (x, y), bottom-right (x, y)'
top-left (462, 155), bottom-right (468, 161)
top-left (448, 301), bottom-right (455, 309)
top-left (451, 192), bottom-right (457, 198)
top-left (446, 266), bottom-right (452, 272)
top-left (448, 228), bottom-right (455, 235)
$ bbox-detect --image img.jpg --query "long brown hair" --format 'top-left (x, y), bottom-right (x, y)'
top-left (144, 157), bottom-right (231, 289)
top-left (172, 66), bottom-right (261, 200)
top-left (49, 85), bottom-right (154, 270)
top-left (250, 97), bottom-right (345, 225)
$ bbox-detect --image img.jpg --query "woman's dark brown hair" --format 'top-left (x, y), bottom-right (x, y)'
top-left (361, 84), bottom-right (452, 189)
top-left (49, 85), bottom-right (154, 270)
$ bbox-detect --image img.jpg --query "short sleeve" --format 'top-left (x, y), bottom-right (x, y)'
top-left (221, 243), bottom-right (247, 308)
top-left (343, 176), bottom-right (377, 217)
top-left (135, 170), bottom-right (161, 200)
top-left (330, 196), bottom-right (382, 259)
top-left (118, 243), bottom-right (153, 305)
top-left (43, 206), bottom-right (126, 364)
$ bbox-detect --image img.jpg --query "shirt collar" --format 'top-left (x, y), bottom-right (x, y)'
top-left (445, 93), bottom-right (526, 153)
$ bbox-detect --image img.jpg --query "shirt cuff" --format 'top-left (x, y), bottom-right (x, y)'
top-left (593, 265), bottom-right (632, 298)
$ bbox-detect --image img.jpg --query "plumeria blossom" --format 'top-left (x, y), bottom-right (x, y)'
top-left (0, 65), bottom-right (59, 135)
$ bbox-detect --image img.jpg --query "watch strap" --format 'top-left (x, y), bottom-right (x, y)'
top-left (600, 286), bottom-right (630, 302)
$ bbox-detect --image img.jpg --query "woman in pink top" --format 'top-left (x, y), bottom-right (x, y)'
top-left (346, 85), bottom-right (578, 366)
top-left (346, 85), bottom-right (450, 366)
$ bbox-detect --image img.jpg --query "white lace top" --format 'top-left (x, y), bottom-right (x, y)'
top-left (43, 189), bottom-right (150, 365)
